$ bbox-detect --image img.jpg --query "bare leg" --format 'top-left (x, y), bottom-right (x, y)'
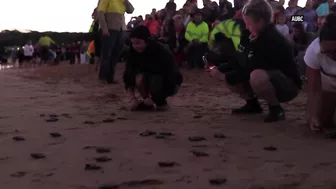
top-left (249, 69), bottom-right (279, 105)
top-left (249, 69), bottom-right (285, 122)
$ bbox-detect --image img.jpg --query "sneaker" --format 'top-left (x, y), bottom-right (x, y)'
top-left (232, 98), bottom-right (263, 114)
top-left (264, 105), bottom-right (285, 122)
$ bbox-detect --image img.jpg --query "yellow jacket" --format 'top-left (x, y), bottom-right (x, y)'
top-left (209, 19), bottom-right (242, 50)
top-left (185, 21), bottom-right (209, 43)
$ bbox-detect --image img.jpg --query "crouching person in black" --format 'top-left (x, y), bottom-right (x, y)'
top-left (208, 0), bottom-right (302, 122)
top-left (123, 26), bottom-right (183, 111)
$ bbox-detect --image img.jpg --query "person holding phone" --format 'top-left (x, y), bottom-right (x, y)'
top-left (208, 0), bottom-right (302, 122)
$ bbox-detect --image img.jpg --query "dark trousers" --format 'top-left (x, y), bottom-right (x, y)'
top-left (99, 29), bottom-right (123, 82)
top-left (141, 75), bottom-right (178, 106)
top-left (187, 42), bottom-right (208, 69)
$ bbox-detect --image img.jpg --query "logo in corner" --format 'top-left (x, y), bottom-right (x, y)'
top-left (290, 15), bottom-right (304, 22)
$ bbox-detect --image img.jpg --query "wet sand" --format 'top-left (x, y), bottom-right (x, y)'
top-left (1, 64), bottom-right (336, 189)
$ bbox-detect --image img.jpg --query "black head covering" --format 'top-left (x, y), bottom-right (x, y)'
top-left (129, 25), bottom-right (151, 42)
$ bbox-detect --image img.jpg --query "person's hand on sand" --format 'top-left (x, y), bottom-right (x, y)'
top-left (208, 66), bottom-right (226, 81)
top-left (102, 28), bottom-right (109, 36)
top-left (144, 98), bottom-right (155, 106)
top-left (130, 97), bottom-right (140, 110)
top-left (309, 117), bottom-right (321, 132)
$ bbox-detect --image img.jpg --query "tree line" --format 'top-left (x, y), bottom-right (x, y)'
top-left (0, 30), bottom-right (90, 54)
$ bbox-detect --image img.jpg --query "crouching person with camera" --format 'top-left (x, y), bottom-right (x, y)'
top-left (208, 0), bottom-right (302, 122)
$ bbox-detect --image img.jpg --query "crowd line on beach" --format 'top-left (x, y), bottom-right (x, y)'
top-left (3, 0), bottom-right (336, 137)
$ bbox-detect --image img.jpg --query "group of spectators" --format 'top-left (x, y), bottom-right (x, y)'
top-left (9, 39), bottom-right (91, 66)
top-left (90, 0), bottom-right (336, 137)
top-left (122, 0), bottom-right (335, 72)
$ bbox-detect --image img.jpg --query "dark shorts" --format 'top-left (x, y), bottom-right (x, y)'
top-left (267, 70), bottom-right (300, 102)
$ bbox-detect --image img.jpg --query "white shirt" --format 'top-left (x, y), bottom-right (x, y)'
top-left (23, 44), bottom-right (34, 56)
top-left (275, 24), bottom-right (289, 37)
top-left (304, 38), bottom-right (336, 91)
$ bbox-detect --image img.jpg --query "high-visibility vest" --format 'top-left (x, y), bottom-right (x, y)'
top-left (209, 19), bottom-right (241, 50)
top-left (89, 20), bottom-right (95, 32)
top-left (185, 21), bottom-right (209, 43)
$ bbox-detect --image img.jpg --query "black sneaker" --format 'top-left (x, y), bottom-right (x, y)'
top-left (264, 105), bottom-right (285, 122)
top-left (232, 99), bottom-right (263, 114)
top-left (156, 100), bottom-right (168, 111)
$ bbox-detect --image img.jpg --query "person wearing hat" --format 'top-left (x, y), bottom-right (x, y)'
top-left (123, 26), bottom-right (183, 111)
top-left (185, 9), bottom-right (209, 69)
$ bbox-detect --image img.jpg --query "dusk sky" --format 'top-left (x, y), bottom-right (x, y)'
top-left (0, 0), bottom-right (302, 32)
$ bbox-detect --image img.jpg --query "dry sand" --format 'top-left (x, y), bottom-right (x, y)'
top-left (0, 64), bottom-right (336, 189)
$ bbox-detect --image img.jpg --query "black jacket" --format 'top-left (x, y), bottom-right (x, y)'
top-left (164, 19), bottom-right (188, 52)
top-left (222, 24), bottom-right (302, 88)
top-left (123, 40), bottom-right (182, 90)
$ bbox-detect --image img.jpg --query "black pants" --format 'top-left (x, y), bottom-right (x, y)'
top-left (187, 43), bottom-right (208, 68)
top-left (142, 75), bottom-right (179, 106)
top-left (99, 29), bottom-right (123, 82)
top-left (94, 39), bottom-right (101, 58)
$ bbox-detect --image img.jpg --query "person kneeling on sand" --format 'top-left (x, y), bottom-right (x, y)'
top-left (305, 13), bottom-right (336, 135)
top-left (208, 0), bottom-right (302, 122)
top-left (123, 26), bottom-right (183, 111)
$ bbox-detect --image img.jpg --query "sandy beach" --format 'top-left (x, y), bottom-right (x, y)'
top-left (0, 64), bottom-right (336, 189)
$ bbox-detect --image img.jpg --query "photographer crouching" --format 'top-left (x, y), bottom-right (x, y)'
top-left (208, 0), bottom-right (302, 122)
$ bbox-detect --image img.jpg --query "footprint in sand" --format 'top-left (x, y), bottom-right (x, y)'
top-left (85, 164), bottom-right (102, 170)
top-left (209, 178), bottom-right (227, 185)
top-left (45, 117), bottom-right (58, 122)
top-left (158, 161), bottom-right (179, 167)
top-left (191, 150), bottom-right (209, 157)
top-left (102, 119), bottom-right (115, 123)
top-left (263, 146), bottom-right (277, 151)
top-left (49, 132), bottom-right (62, 138)
top-left (94, 156), bottom-right (112, 163)
top-left (96, 147), bottom-right (111, 153)
top-left (214, 133), bottom-right (226, 139)
top-left (83, 121), bottom-right (95, 124)
top-left (30, 153), bottom-right (46, 159)
top-left (188, 136), bottom-right (206, 142)
top-left (140, 130), bottom-right (156, 137)
top-left (99, 179), bottom-right (163, 189)
top-left (10, 171), bottom-right (26, 178)
top-left (12, 136), bottom-right (25, 141)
